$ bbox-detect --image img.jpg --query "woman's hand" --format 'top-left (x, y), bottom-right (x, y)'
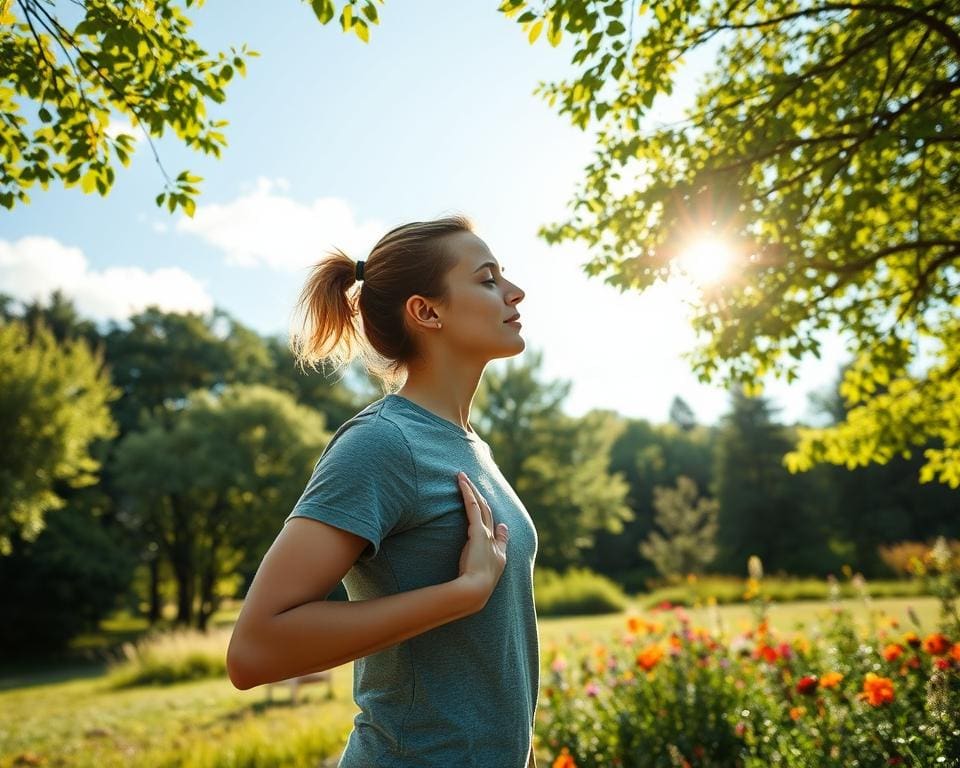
top-left (455, 471), bottom-right (508, 610)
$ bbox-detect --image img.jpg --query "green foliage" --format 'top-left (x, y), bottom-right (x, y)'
top-left (535, 566), bottom-right (631, 616)
top-left (639, 475), bottom-right (719, 579)
top-left (0, 505), bottom-right (136, 657)
top-left (476, 348), bottom-right (634, 570)
top-left (113, 383), bottom-right (330, 628)
top-left (503, 0), bottom-right (960, 486)
top-left (539, 573), bottom-right (960, 767)
top-left (638, 574), bottom-right (929, 609)
top-left (1, 0), bottom-right (382, 213)
top-left (0, 318), bottom-right (119, 554)
top-left (103, 306), bottom-right (276, 433)
top-left (584, 416), bottom-right (716, 583)
top-left (714, 390), bottom-right (833, 575)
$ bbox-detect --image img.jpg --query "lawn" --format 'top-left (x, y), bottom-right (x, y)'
top-left (0, 595), bottom-right (943, 768)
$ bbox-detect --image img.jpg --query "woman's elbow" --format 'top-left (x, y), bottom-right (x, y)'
top-left (226, 634), bottom-right (260, 690)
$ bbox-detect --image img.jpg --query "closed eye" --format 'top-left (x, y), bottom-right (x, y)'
top-left (482, 279), bottom-right (497, 286)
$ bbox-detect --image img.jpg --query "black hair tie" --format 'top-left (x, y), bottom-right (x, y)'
top-left (355, 260), bottom-right (365, 281)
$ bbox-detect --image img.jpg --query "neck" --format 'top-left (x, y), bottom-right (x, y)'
top-left (396, 353), bottom-right (487, 434)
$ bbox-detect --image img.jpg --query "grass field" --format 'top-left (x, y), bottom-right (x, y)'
top-left (0, 595), bottom-right (943, 768)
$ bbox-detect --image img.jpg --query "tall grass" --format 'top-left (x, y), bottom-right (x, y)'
top-left (105, 625), bottom-right (232, 687)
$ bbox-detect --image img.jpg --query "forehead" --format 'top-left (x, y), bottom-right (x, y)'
top-left (448, 231), bottom-right (495, 270)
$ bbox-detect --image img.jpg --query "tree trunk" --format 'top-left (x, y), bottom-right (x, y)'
top-left (148, 553), bottom-right (161, 624)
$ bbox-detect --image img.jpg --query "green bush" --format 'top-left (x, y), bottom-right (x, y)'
top-left (636, 575), bottom-right (928, 609)
top-left (535, 567), bottom-right (631, 616)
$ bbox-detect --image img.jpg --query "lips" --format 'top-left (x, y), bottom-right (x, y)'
top-left (504, 313), bottom-right (521, 323)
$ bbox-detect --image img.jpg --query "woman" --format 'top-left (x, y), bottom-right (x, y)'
top-left (226, 215), bottom-right (539, 767)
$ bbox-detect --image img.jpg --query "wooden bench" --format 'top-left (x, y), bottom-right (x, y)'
top-left (265, 669), bottom-right (334, 704)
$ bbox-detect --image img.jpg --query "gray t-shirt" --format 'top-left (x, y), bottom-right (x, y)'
top-left (284, 392), bottom-right (540, 767)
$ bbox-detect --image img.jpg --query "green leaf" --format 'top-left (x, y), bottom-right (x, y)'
top-left (310, 0), bottom-right (335, 24)
top-left (362, 2), bottom-right (379, 23)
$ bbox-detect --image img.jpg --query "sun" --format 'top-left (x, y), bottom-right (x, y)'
top-left (675, 236), bottom-right (737, 286)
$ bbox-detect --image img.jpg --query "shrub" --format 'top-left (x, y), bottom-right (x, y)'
top-left (536, 557), bottom-right (960, 767)
top-left (535, 567), bottom-right (630, 616)
top-left (637, 574), bottom-right (928, 609)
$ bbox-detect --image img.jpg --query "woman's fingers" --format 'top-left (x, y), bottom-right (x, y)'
top-left (458, 472), bottom-right (486, 530)
top-left (462, 473), bottom-right (494, 532)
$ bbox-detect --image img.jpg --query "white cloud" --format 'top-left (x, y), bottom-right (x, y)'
top-left (175, 177), bottom-right (386, 270)
top-left (0, 236), bottom-right (213, 323)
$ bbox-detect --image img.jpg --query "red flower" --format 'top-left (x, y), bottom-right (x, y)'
top-left (756, 644), bottom-right (778, 663)
top-left (935, 658), bottom-right (952, 670)
top-left (796, 675), bottom-right (819, 695)
top-left (923, 633), bottom-right (951, 655)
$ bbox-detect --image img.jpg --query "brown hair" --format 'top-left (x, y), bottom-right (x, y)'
top-left (289, 214), bottom-right (475, 391)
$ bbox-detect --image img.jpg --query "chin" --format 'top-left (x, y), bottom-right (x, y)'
top-left (493, 337), bottom-right (525, 360)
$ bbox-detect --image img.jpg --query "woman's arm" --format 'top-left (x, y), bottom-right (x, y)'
top-left (226, 517), bottom-right (485, 689)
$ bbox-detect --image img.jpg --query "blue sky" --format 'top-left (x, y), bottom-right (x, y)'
top-left (1, 0), bottom-right (853, 427)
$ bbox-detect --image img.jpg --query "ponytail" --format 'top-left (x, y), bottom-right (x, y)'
top-left (289, 214), bottom-right (474, 391)
top-left (290, 246), bottom-right (363, 378)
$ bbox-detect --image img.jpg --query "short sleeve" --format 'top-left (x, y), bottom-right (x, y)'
top-left (284, 415), bottom-right (417, 562)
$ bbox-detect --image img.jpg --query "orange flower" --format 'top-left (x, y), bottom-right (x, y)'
top-left (903, 631), bottom-right (921, 648)
top-left (923, 633), bottom-right (951, 655)
top-left (860, 673), bottom-right (895, 706)
top-left (637, 644), bottom-right (664, 671)
top-left (552, 746), bottom-right (577, 768)
top-left (951, 642), bottom-right (960, 662)
top-left (627, 616), bottom-right (641, 633)
top-left (883, 643), bottom-right (904, 662)
top-left (789, 705), bottom-right (806, 721)
top-left (820, 671), bottom-right (844, 688)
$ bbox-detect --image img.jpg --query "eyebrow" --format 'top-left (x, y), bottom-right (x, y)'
top-left (473, 260), bottom-right (505, 274)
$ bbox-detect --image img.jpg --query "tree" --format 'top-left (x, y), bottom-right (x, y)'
top-left (501, 0), bottom-right (960, 486)
top-left (103, 306), bottom-right (274, 434)
top-left (113, 383), bottom-right (328, 628)
top-left (0, 0), bottom-right (382, 213)
top-left (639, 475), bottom-right (718, 580)
top-left (583, 415), bottom-right (715, 589)
top-left (0, 318), bottom-right (119, 554)
top-left (474, 349), bottom-right (633, 570)
top-left (0, 504), bottom-right (136, 657)
top-left (713, 388), bottom-right (831, 575)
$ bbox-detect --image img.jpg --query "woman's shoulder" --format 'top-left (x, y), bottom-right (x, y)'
top-left (323, 398), bottom-right (412, 462)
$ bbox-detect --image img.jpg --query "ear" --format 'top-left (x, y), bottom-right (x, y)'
top-left (404, 295), bottom-right (440, 330)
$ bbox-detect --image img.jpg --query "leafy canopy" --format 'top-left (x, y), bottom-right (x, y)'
top-left (0, 0), bottom-right (382, 214)
top-left (501, 0), bottom-right (960, 486)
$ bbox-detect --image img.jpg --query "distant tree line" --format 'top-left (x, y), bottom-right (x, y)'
top-left (1, 291), bottom-right (956, 658)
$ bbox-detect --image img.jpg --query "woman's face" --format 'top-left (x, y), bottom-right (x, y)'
top-left (410, 230), bottom-right (526, 362)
